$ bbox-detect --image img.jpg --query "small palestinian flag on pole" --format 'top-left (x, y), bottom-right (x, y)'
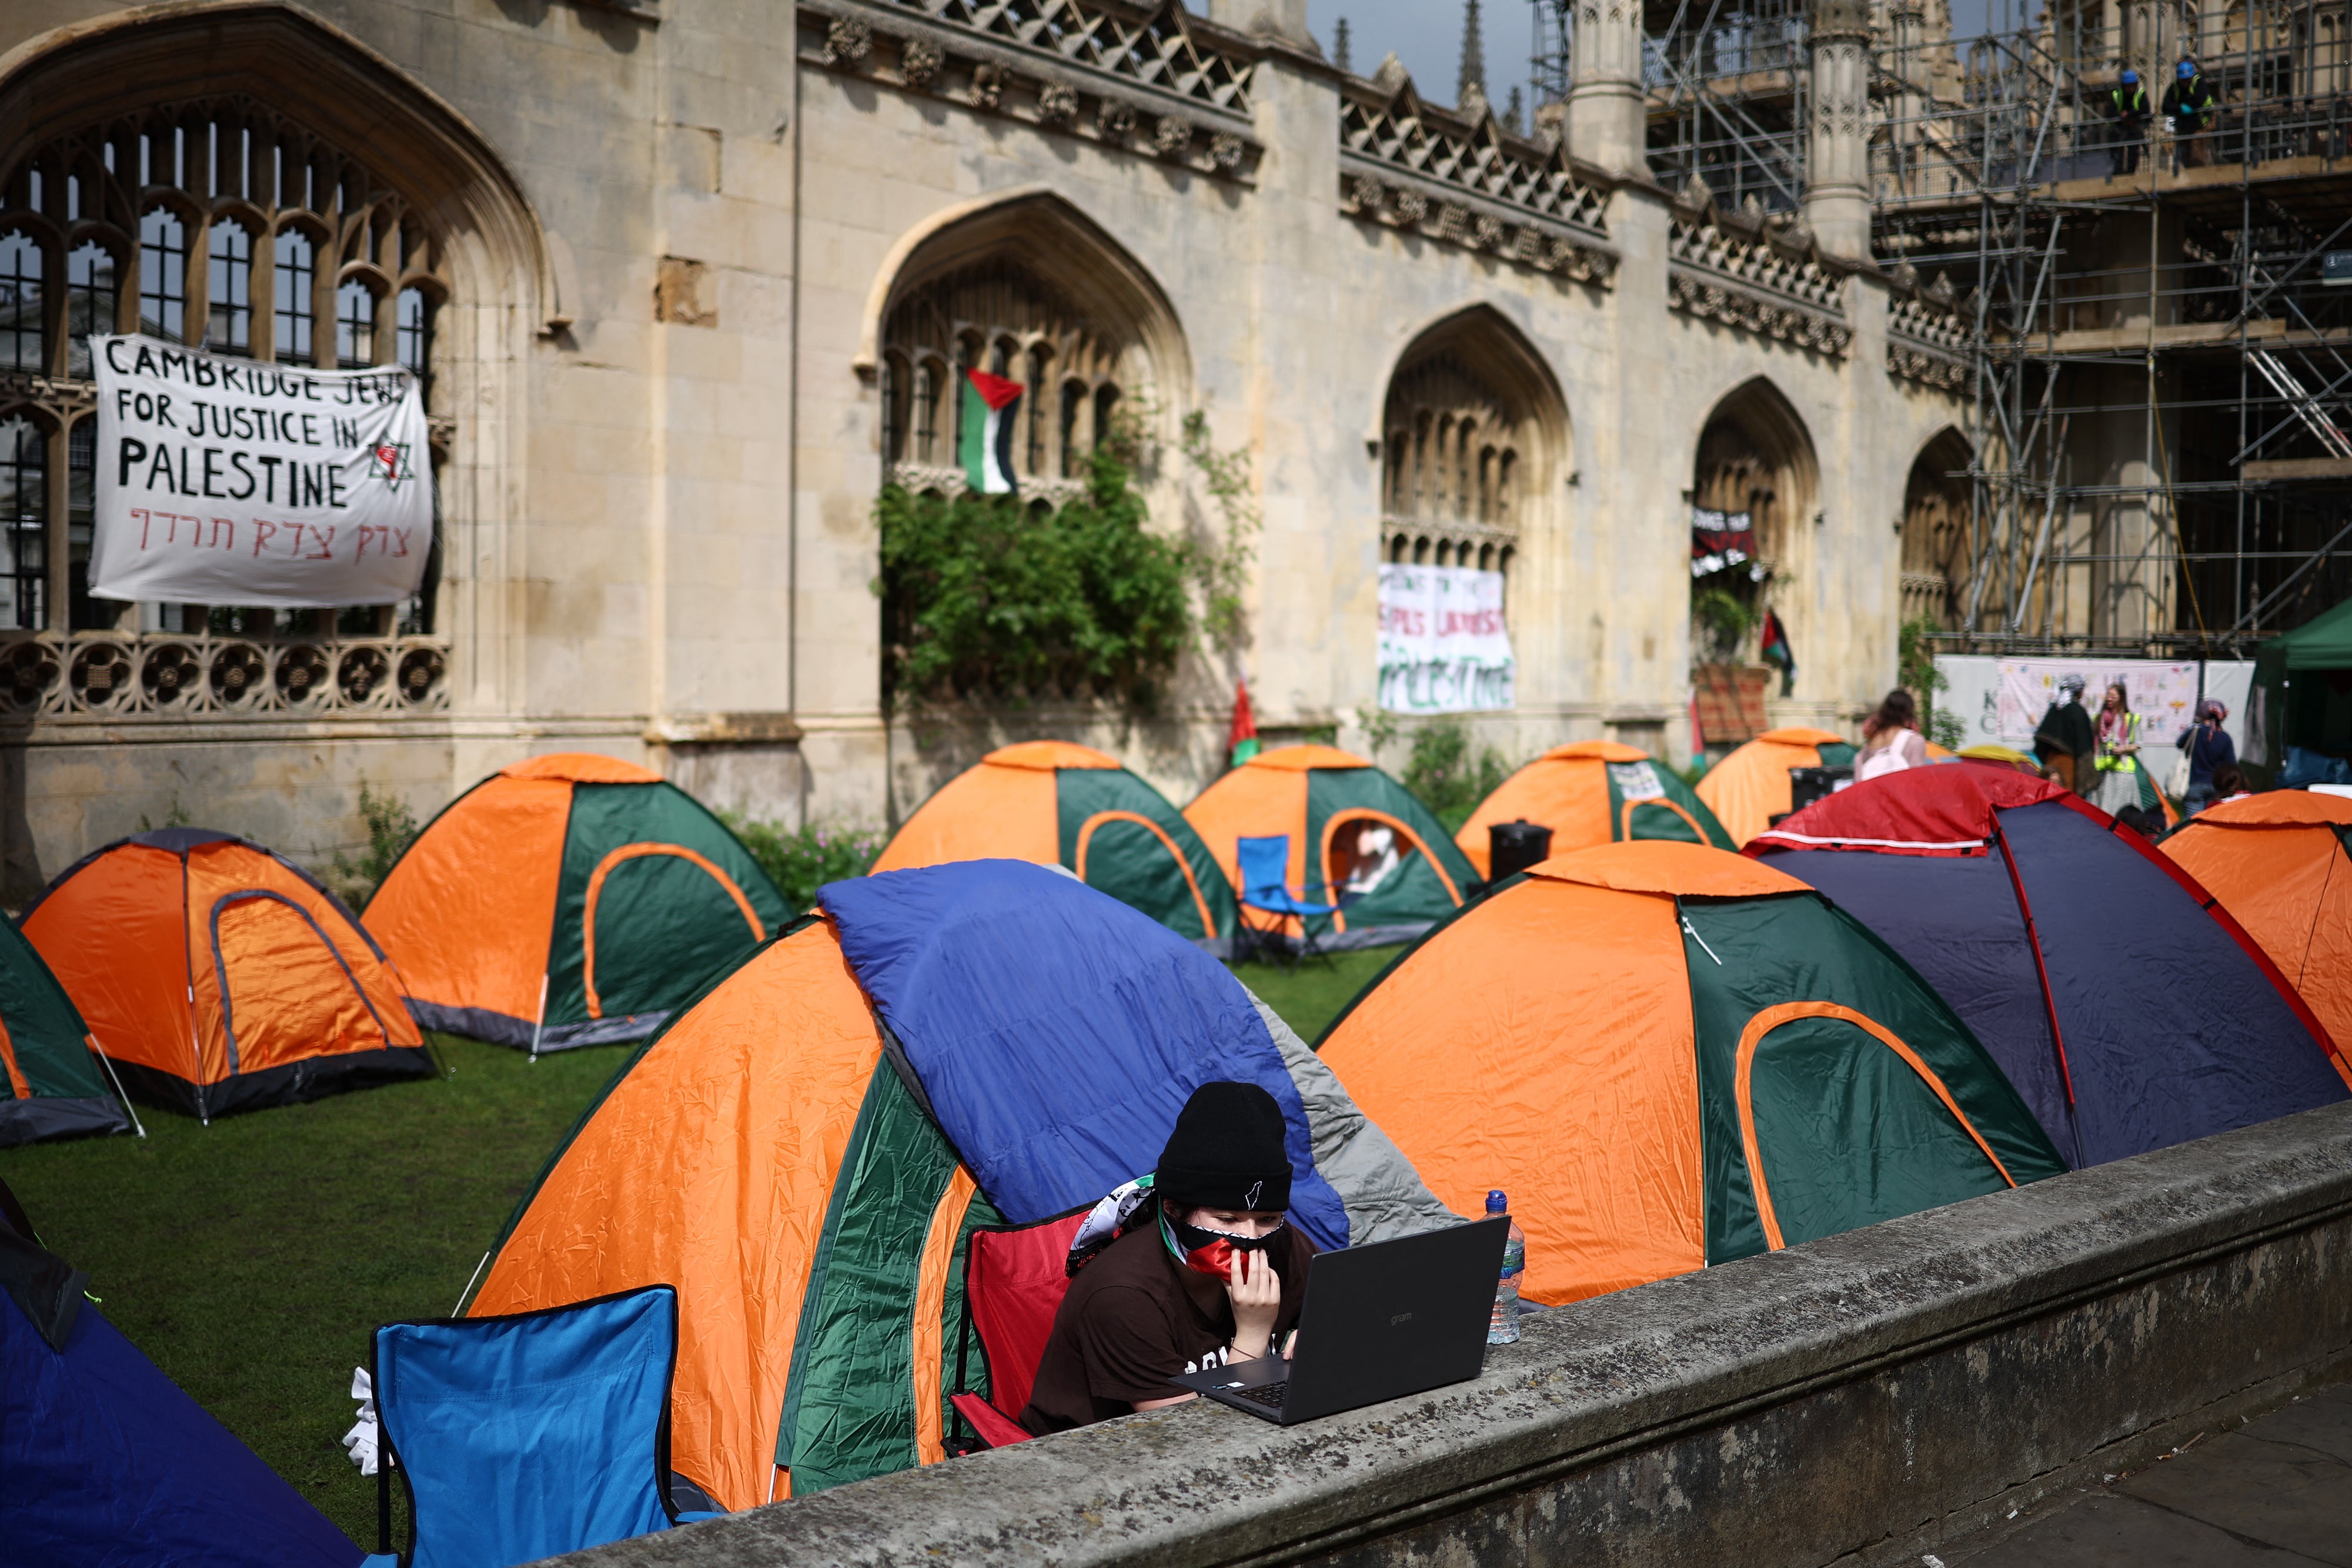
top-left (960, 369), bottom-right (1023, 496)
top-left (1759, 608), bottom-right (1796, 697)
top-left (1227, 679), bottom-right (1261, 768)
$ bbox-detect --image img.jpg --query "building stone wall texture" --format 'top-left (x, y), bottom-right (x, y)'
top-left (0, 0), bottom-right (1969, 891)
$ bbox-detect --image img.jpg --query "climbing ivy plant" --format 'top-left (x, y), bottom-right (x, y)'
top-left (876, 404), bottom-right (1262, 711)
top-left (877, 445), bottom-right (1191, 710)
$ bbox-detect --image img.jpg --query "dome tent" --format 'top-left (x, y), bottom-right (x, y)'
top-left (1693, 727), bottom-right (1856, 845)
top-left (1752, 768), bottom-right (2348, 1169)
top-left (871, 741), bottom-right (1235, 946)
top-left (22, 830), bottom-right (432, 1119)
top-left (1318, 841), bottom-right (2065, 1308)
top-left (0, 1182), bottom-right (360, 1567)
top-left (1182, 745), bottom-right (1481, 947)
top-left (467, 860), bottom-right (1452, 1508)
top-left (2161, 790), bottom-right (2352, 1053)
top-left (0, 913), bottom-right (132, 1147)
top-left (1454, 741), bottom-right (1734, 877)
top-left (365, 755), bottom-right (790, 1051)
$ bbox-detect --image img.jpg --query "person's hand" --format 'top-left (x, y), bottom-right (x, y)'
top-left (1225, 1247), bottom-right (1281, 1359)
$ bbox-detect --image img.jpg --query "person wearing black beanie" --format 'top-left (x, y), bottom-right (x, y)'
top-left (1019, 1080), bottom-right (1317, 1435)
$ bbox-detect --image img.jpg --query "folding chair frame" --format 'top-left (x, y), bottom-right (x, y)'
top-left (372, 1285), bottom-right (686, 1566)
top-left (945, 1203), bottom-right (1091, 1456)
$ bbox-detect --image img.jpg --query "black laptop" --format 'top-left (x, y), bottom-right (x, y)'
top-left (1165, 1215), bottom-right (1511, 1425)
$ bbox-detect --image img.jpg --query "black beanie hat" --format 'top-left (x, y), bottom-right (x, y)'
top-left (1155, 1081), bottom-right (1292, 1213)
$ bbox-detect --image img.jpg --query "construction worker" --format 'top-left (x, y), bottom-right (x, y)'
top-left (2110, 68), bottom-right (2151, 174)
top-left (2163, 58), bottom-right (2219, 168)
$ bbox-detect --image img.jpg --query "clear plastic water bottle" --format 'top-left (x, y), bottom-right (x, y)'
top-left (1486, 1189), bottom-right (1526, 1345)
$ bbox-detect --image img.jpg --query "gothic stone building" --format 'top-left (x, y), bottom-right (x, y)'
top-left (0, 0), bottom-right (1967, 892)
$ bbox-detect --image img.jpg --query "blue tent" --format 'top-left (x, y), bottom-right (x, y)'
top-left (0, 1193), bottom-right (360, 1567)
top-left (468, 860), bottom-right (1454, 1506)
top-left (1751, 767), bottom-right (2349, 1168)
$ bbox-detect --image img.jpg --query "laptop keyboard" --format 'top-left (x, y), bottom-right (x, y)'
top-left (1232, 1380), bottom-right (1288, 1409)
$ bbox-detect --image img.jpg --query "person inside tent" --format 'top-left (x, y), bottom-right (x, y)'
top-left (1856, 689), bottom-right (1928, 781)
top-left (1021, 1081), bottom-right (1315, 1435)
top-left (2033, 674), bottom-right (2096, 793)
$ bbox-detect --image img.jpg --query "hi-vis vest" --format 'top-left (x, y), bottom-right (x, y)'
top-left (2096, 711), bottom-right (2142, 773)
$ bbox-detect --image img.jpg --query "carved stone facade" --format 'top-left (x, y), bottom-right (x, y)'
top-left (0, 0), bottom-right (1963, 892)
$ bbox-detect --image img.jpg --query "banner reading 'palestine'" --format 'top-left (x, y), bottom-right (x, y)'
top-left (90, 334), bottom-right (435, 609)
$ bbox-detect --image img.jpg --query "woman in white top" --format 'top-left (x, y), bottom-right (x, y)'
top-left (1855, 689), bottom-right (1929, 781)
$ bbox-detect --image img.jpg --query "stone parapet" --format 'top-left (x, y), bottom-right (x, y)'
top-left (546, 1099), bottom-right (2352, 1567)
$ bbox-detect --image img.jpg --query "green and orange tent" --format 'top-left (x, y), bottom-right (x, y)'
top-left (22, 830), bottom-right (432, 1119)
top-left (0, 913), bottom-right (132, 1146)
top-left (1693, 727), bottom-right (1858, 846)
top-left (1318, 841), bottom-right (2066, 1307)
top-left (2163, 790), bottom-right (2352, 1052)
top-left (1454, 741), bottom-right (1734, 876)
top-left (871, 742), bottom-right (1234, 945)
top-left (1182, 745), bottom-right (1480, 945)
top-left (365, 755), bottom-right (790, 1051)
top-left (467, 860), bottom-right (1452, 1508)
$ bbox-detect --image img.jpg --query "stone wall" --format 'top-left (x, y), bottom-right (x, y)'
top-left (547, 1099), bottom-right (2352, 1568)
top-left (0, 0), bottom-right (1972, 882)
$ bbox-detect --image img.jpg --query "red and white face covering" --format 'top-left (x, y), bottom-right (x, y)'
top-left (1162, 1212), bottom-right (1286, 1284)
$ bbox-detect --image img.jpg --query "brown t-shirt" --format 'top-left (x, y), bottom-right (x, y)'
top-left (1018, 1219), bottom-right (1317, 1435)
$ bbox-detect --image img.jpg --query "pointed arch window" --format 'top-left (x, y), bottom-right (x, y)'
top-left (0, 92), bottom-right (457, 673)
top-left (207, 220), bottom-right (254, 354)
top-left (139, 206), bottom-right (188, 341)
top-left (274, 228), bottom-right (315, 365)
top-left (880, 256), bottom-right (1135, 494)
top-left (67, 243), bottom-right (117, 377)
top-left (1, 230), bottom-right (41, 371)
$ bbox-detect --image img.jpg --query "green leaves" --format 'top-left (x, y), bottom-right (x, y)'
top-left (878, 446), bottom-right (1192, 710)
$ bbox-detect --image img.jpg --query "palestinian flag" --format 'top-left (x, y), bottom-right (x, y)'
top-left (960, 369), bottom-right (1023, 495)
top-left (1759, 609), bottom-right (1796, 696)
top-left (1227, 679), bottom-right (1261, 768)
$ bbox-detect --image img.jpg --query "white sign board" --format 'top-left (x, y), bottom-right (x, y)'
top-left (91, 335), bottom-right (433, 607)
top-left (1936, 654), bottom-right (2255, 781)
top-left (1377, 564), bottom-right (1515, 713)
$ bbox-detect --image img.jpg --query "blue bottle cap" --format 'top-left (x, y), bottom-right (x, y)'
top-left (1486, 1189), bottom-right (1508, 1212)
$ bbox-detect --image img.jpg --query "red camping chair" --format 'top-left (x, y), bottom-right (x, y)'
top-left (948, 1210), bottom-right (1088, 1452)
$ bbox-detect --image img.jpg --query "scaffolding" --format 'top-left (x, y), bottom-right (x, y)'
top-left (1531, 0), bottom-right (2352, 653)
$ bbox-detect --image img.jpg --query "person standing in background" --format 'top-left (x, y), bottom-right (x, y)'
top-left (2034, 674), bottom-right (2097, 793)
top-left (2091, 681), bottom-right (2146, 815)
top-left (2163, 58), bottom-right (2219, 168)
top-left (2176, 699), bottom-right (2237, 816)
top-left (2110, 69), bottom-right (2151, 173)
top-left (1856, 690), bottom-right (1929, 781)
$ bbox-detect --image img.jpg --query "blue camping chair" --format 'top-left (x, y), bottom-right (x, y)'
top-left (364, 1284), bottom-right (717, 1568)
top-left (1234, 834), bottom-right (1346, 968)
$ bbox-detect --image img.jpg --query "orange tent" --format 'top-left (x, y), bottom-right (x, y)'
top-left (2162, 791), bottom-right (2352, 1049)
top-left (1182, 745), bottom-right (1481, 945)
top-left (21, 830), bottom-right (431, 1120)
top-left (1694, 727), bottom-right (1856, 846)
top-left (365, 754), bottom-right (788, 1051)
top-left (871, 742), bottom-right (1235, 942)
top-left (1454, 741), bottom-right (1734, 876)
top-left (1318, 841), bottom-right (2064, 1306)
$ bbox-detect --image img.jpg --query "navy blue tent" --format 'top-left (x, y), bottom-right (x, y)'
top-left (1751, 767), bottom-right (2349, 1168)
top-left (0, 1189), bottom-right (360, 1568)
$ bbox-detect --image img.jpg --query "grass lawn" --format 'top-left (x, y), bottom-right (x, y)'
top-left (0, 948), bottom-right (1403, 1547)
top-left (0, 1035), bottom-right (619, 1547)
top-left (1228, 945), bottom-right (1399, 1045)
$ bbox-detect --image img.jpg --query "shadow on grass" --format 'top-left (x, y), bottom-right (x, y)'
top-left (0, 1034), bottom-right (621, 1548)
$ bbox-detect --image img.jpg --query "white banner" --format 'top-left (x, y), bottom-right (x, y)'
top-left (91, 335), bottom-right (433, 607)
top-left (1377, 563), bottom-right (1515, 713)
top-left (1997, 657), bottom-right (2200, 752)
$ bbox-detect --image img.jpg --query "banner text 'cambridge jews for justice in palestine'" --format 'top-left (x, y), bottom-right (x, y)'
top-left (91, 335), bottom-right (435, 610)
